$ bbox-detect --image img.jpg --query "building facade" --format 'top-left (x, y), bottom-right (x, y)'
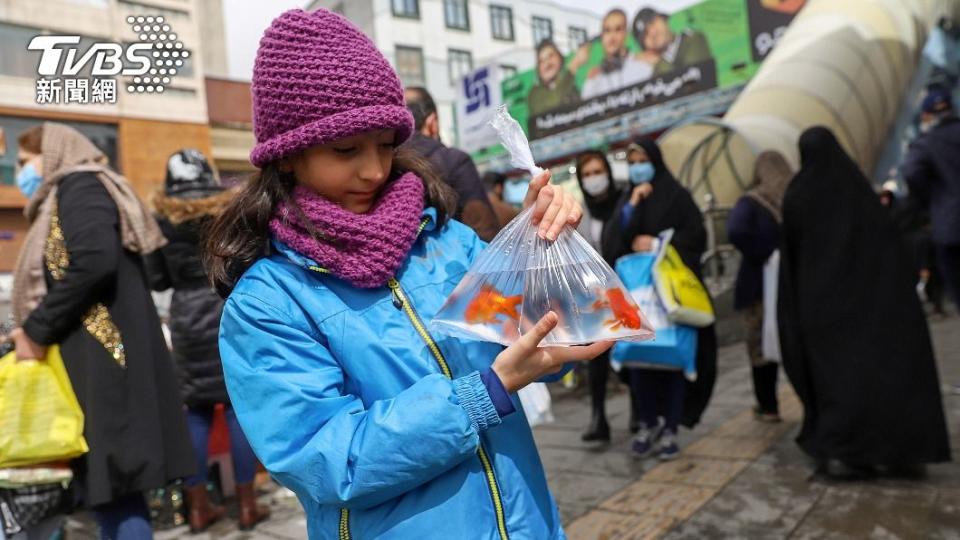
top-left (0, 0), bottom-right (218, 270)
top-left (307, 0), bottom-right (600, 145)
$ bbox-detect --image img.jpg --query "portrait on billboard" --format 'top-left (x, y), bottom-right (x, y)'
top-left (527, 39), bottom-right (581, 119)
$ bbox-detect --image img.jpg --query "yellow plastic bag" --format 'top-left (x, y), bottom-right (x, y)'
top-left (653, 230), bottom-right (716, 328)
top-left (0, 345), bottom-right (88, 468)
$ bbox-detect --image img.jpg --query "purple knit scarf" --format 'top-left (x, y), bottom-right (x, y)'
top-left (270, 173), bottom-right (426, 288)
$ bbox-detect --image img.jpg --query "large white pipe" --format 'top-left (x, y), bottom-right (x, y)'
top-left (659, 0), bottom-right (960, 208)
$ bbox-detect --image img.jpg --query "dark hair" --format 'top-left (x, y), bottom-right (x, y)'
top-left (575, 150), bottom-right (613, 183)
top-left (633, 7), bottom-right (666, 46)
top-left (17, 125), bottom-right (42, 154)
top-left (604, 8), bottom-right (628, 24)
top-left (535, 39), bottom-right (564, 84)
top-left (482, 171), bottom-right (507, 191)
top-left (204, 145), bottom-right (457, 298)
top-left (404, 86), bottom-right (437, 131)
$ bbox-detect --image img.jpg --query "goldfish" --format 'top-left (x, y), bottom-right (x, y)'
top-left (591, 288), bottom-right (643, 331)
top-left (464, 284), bottom-right (523, 325)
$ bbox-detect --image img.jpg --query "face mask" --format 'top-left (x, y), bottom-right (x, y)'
top-left (628, 162), bottom-right (655, 185)
top-left (502, 179), bottom-right (529, 206)
top-left (16, 162), bottom-right (42, 198)
top-left (581, 173), bottom-right (610, 196)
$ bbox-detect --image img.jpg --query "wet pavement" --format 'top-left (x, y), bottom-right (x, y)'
top-left (63, 315), bottom-right (960, 539)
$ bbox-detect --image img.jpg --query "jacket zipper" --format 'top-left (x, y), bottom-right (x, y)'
top-left (387, 278), bottom-right (510, 540)
top-left (339, 508), bottom-right (350, 540)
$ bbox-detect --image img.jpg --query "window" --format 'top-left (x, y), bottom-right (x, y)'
top-left (532, 16), bottom-right (553, 46)
top-left (395, 46), bottom-right (424, 86)
top-left (448, 48), bottom-right (472, 85)
top-left (444, 0), bottom-right (469, 30)
top-left (490, 5), bottom-right (514, 41)
top-left (0, 23), bottom-right (42, 78)
top-left (500, 64), bottom-right (517, 79)
top-left (392, 0), bottom-right (419, 19)
top-left (569, 26), bottom-right (588, 51)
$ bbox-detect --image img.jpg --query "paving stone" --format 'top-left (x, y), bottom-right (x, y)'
top-left (565, 509), bottom-right (676, 540)
top-left (598, 481), bottom-right (716, 520)
top-left (547, 470), bottom-right (636, 509)
top-left (790, 485), bottom-right (939, 540)
top-left (683, 435), bottom-right (777, 460)
top-left (641, 457), bottom-right (751, 488)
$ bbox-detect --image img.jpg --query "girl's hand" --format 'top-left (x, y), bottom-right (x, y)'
top-left (523, 170), bottom-right (584, 241)
top-left (629, 183), bottom-right (653, 206)
top-left (492, 311), bottom-right (613, 393)
top-left (11, 328), bottom-right (47, 361)
top-left (632, 235), bottom-right (657, 253)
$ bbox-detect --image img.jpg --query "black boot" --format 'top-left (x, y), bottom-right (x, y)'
top-left (582, 410), bottom-right (611, 442)
top-left (628, 378), bottom-right (642, 434)
top-left (583, 352), bottom-right (612, 442)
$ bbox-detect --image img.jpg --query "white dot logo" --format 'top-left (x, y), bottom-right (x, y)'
top-left (126, 14), bottom-right (187, 94)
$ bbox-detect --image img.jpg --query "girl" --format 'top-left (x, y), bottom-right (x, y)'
top-left (207, 9), bottom-right (610, 539)
top-left (145, 149), bottom-right (268, 532)
top-left (600, 139), bottom-right (717, 460)
top-left (573, 150), bottom-right (635, 443)
top-left (10, 123), bottom-right (194, 539)
top-left (727, 151), bottom-right (793, 423)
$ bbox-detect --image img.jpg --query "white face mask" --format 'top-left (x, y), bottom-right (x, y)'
top-left (581, 173), bottom-right (610, 196)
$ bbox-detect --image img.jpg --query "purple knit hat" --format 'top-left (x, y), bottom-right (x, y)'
top-left (249, 9), bottom-right (414, 168)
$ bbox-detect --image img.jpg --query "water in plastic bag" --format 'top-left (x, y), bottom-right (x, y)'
top-left (429, 106), bottom-right (654, 346)
top-left (430, 207), bottom-right (656, 346)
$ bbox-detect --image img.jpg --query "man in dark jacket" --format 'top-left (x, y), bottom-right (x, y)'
top-left (903, 88), bottom-right (960, 312)
top-left (403, 86), bottom-right (499, 241)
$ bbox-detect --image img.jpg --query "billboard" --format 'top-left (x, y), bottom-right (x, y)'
top-left (456, 65), bottom-right (504, 153)
top-left (496, 0), bottom-right (806, 144)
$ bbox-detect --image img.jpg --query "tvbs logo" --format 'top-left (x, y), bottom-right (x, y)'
top-left (29, 36), bottom-right (152, 77)
top-left (29, 15), bottom-right (187, 104)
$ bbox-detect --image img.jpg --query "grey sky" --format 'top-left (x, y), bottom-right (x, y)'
top-left (222, 0), bottom-right (702, 80)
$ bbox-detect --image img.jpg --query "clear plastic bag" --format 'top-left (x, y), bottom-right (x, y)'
top-left (429, 107), bottom-right (655, 346)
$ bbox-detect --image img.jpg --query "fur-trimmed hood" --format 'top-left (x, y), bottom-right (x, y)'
top-left (152, 188), bottom-right (236, 225)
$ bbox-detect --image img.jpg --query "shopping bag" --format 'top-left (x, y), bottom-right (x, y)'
top-left (429, 106), bottom-right (655, 346)
top-left (0, 346), bottom-right (89, 468)
top-left (653, 230), bottom-right (715, 328)
top-left (517, 383), bottom-right (554, 427)
top-left (761, 250), bottom-right (782, 362)
top-left (610, 246), bottom-right (698, 380)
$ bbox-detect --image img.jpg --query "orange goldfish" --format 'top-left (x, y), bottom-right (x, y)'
top-left (464, 284), bottom-right (523, 325)
top-left (591, 288), bottom-right (643, 331)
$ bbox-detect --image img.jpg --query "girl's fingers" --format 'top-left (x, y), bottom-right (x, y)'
top-left (531, 184), bottom-right (555, 226)
top-left (536, 188), bottom-right (564, 237)
top-left (515, 311), bottom-right (559, 352)
top-left (549, 341), bottom-right (614, 364)
top-left (523, 170), bottom-right (552, 210)
top-left (545, 195), bottom-right (574, 241)
top-left (567, 203), bottom-right (583, 225)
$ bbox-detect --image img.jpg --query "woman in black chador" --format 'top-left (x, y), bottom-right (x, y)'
top-left (778, 127), bottom-right (951, 478)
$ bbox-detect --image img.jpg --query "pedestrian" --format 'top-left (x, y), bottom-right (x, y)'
top-left (205, 9), bottom-right (611, 539)
top-left (145, 149), bottom-right (270, 533)
top-left (779, 127), bottom-right (951, 479)
top-left (600, 139), bottom-right (717, 460)
top-left (727, 151), bottom-right (792, 423)
top-left (10, 123), bottom-right (194, 539)
top-left (902, 87), bottom-right (960, 312)
top-left (403, 87), bottom-right (500, 241)
top-left (574, 149), bottom-right (634, 443)
top-left (482, 171), bottom-right (519, 231)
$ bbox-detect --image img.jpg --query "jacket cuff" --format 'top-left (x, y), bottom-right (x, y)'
top-left (452, 371), bottom-right (502, 433)
top-left (22, 314), bottom-right (56, 346)
top-left (480, 368), bottom-right (515, 418)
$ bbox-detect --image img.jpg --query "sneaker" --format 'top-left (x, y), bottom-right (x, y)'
top-left (631, 420), bottom-right (664, 458)
top-left (657, 430), bottom-right (679, 461)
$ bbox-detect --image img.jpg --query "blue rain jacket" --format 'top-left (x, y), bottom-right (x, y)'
top-left (219, 209), bottom-right (566, 539)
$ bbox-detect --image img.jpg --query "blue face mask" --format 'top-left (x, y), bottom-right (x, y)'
top-left (16, 163), bottom-right (42, 198)
top-left (502, 179), bottom-right (529, 206)
top-left (628, 162), bottom-right (656, 185)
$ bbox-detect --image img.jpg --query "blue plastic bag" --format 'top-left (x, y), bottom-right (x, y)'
top-left (610, 245), bottom-right (698, 380)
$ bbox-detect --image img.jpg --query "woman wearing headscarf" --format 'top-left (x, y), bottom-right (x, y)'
top-left (145, 150), bottom-right (269, 532)
top-left (601, 139), bottom-right (717, 460)
top-left (778, 127), bottom-right (951, 478)
top-left (10, 123), bottom-right (194, 539)
top-left (727, 151), bottom-right (793, 423)
top-left (574, 149), bottom-right (629, 442)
